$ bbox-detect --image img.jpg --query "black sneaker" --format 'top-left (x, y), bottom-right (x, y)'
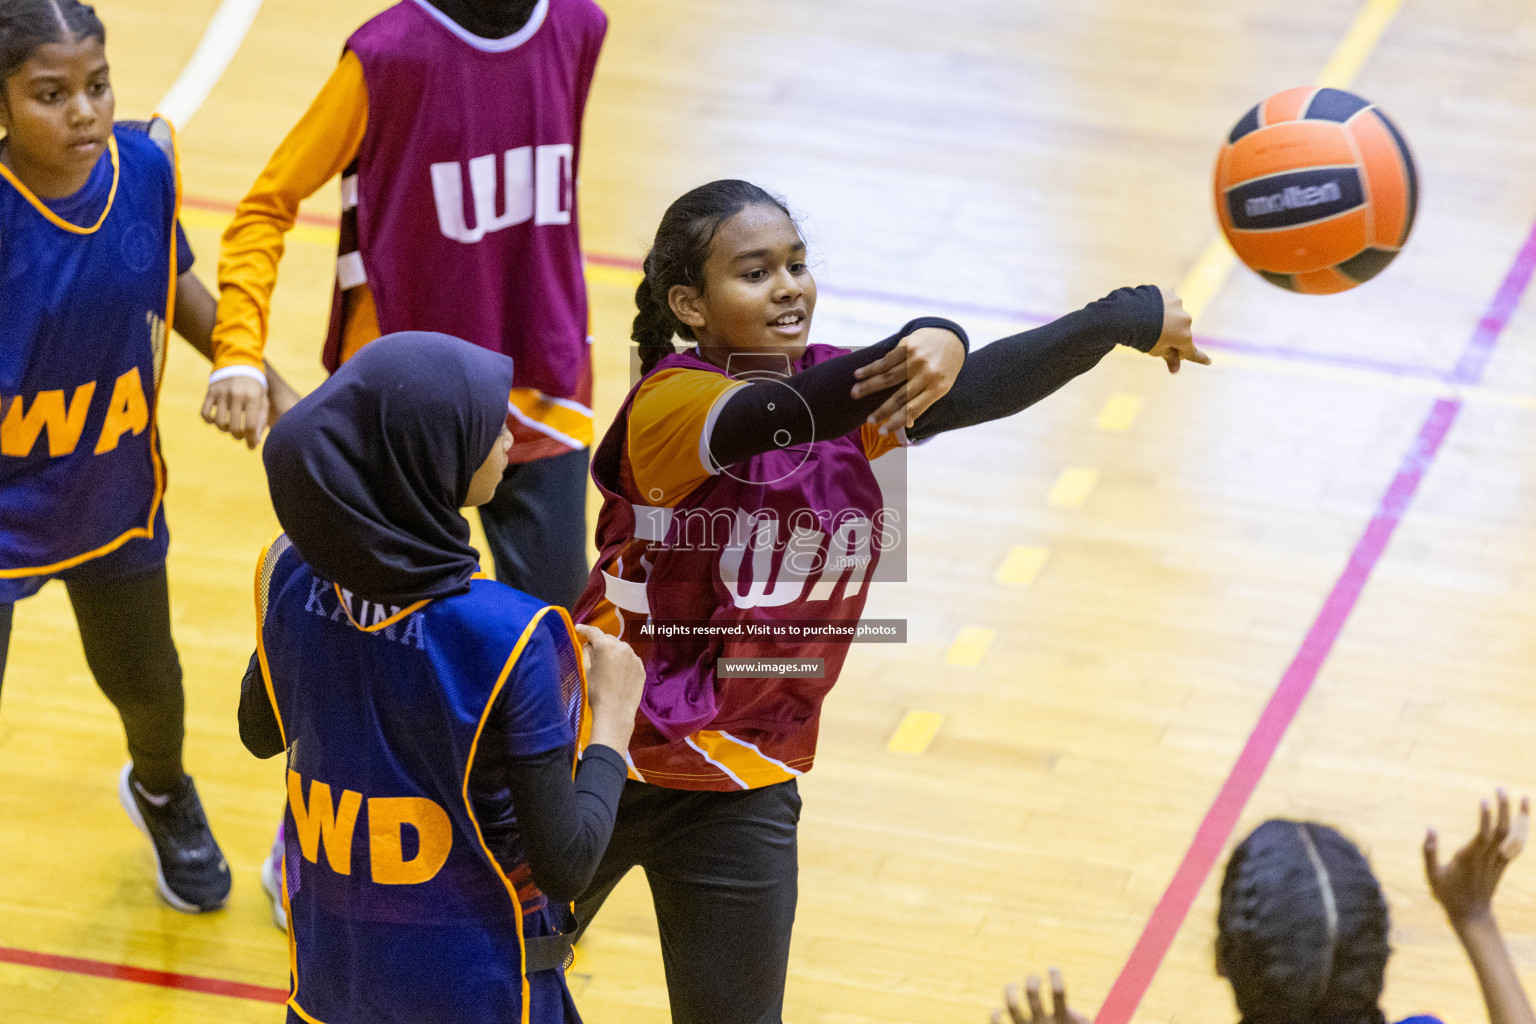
top-left (118, 763), bottom-right (232, 913)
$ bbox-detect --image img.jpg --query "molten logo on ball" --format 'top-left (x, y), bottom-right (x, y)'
top-left (1226, 167), bottom-right (1365, 232)
top-left (1244, 180), bottom-right (1341, 218)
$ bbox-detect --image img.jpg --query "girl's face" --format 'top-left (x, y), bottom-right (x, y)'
top-left (464, 424), bottom-right (514, 508)
top-left (0, 35), bottom-right (114, 199)
top-left (669, 203), bottom-right (818, 369)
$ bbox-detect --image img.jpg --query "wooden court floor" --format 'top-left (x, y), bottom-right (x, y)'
top-left (4, 0), bottom-right (1536, 1021)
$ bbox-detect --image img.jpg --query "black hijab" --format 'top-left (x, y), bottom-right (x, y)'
top-left (263, 331), bottom-right (515, 605)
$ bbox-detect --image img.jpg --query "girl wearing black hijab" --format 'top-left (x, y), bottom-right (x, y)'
top-left (240, 332), bottom-right (644, 1024)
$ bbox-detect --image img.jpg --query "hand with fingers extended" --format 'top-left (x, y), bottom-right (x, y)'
top-left (851, 325), bottom-right (965, 434)
top-left (1147, 287), bottom-right (1208, 374)
top-left (1425, 789), bottom-right (1536, 1024)
top-left (1426, 788), bottom-right (1530, 928)
top-left (991, 967), bottom-right (1091, 1024)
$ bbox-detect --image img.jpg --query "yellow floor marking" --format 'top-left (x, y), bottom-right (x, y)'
top-left (585, 263), bottom-right (645, 290)
top-left (887, 710), bottom-right (945, 755)
top-left (1048, 467), bottom-right (1099, 508)
top-left (946, 625), bottom-right (996, 667)
top-left (1316, 0), bottom-right (1405, 88)
top-left (996, 545), bottom-right (1050, 586)
top-left (1095, 393), bottom-right (1145, 433)
top-left (1176, 0), bottom-right (1406, 319)
top-left (1177, 236), bottom-right (1238, 323)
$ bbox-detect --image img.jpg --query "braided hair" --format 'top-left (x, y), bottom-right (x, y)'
top-left (0, 0), bottom-right (105, 85)
top-left (633, 179), bottom-right (796, 375)
top-left (1217, 820), bottom-right (1390, 1024)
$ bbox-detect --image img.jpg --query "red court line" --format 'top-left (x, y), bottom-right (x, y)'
top-left (0, 944), bottom-right (288, 1003)
top-left (586, 251), bottom-right (642, 272)
top-left (1095, 217), bottom-right (1536, 1024)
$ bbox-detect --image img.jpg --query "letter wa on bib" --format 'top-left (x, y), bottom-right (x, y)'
top-left (0, 122), bottom-right (175, 580)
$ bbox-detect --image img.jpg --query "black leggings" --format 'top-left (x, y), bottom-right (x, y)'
top-left (0, 567), bottom-right (186, 794)
top-left (575, 780), bottom-right (801, 1024)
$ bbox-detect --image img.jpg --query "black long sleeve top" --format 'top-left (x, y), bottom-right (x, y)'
top-left (909, 285), bottom-right (1163, 440)
top-left (701, 286), bottom-right (1163, 465)
top-left (423, 0), bottom-right (540, 38)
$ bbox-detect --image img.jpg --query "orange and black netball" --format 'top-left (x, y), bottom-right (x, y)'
top-left (1215, 86), bottom-right (1418, 294)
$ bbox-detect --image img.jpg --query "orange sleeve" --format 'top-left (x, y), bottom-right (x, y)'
top-left (859, 423), bottom-right (911, 462)
top-left (211, 51), bottom-right (369, 370)
top-left (627, 368), bottom-right (746, 508)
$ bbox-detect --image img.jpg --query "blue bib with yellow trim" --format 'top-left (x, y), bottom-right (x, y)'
top-left (256, 536), bottom-right (587, 1024)
top-left (0, 121), bottom-right (176, 581)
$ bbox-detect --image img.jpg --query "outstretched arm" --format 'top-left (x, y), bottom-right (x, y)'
top-left (908, 285), bottom-right (1203, 442)
top-left (706, 318), bottom-right (967, 468)
top-left (1425, 789), bottom-right (1536, 1024)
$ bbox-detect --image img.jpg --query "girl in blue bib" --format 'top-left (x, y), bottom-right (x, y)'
top-left (0, 0), bottom-right (289, 911)
top-left (246, 332), bottom-right (644, 1024)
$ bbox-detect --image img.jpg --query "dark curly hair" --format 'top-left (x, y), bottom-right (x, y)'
top-left (0, 0), bottom-right (105, 85)
top-left (632, 179), bottom-right (796, 375)
top-left (1217, 820), bottom-right (1390, 1024)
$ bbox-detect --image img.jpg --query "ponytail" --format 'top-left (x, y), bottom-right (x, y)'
top-left (1, 0), bottom-right (106, 85)
top-left (632, 256), bottom-right (677, 376)
top-left (633, 179), bottom-right (796, 376)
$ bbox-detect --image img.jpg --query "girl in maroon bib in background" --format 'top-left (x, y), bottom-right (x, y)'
top-left (211, 0), bottom-right (604, 604)
top-left (209, 0), bottom-right (607, 927)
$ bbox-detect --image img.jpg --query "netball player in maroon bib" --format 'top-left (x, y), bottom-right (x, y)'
top-left (570, 180), bottom-right (1207, 1023)
top-left (212, 0), bottom-right (606, 605)
top-left (210, 0), bottom-right (607, 925)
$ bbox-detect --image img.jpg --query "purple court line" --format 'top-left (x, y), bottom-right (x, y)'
top-left (1094, 217), bottom-right (1536, 1024)
top-left (808, 283), bottom-right (1053, 327)
top-left (183, 194), bottom-right (1444, 382)
top-left (1194, 333), bottom-right (1449, 380)
top-left (778, 282), bottom-right (1446, 380)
